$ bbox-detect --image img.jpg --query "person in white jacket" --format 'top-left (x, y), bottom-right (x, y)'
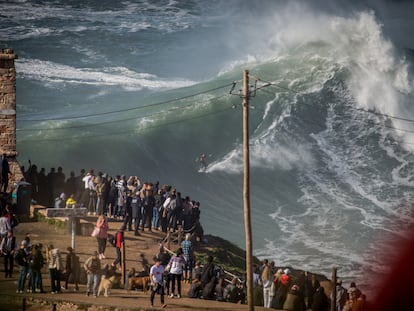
top-left (167, 247), bottom-right (186, 298)
top-left (261, 259), bottom-right (273, 308)
top-left (47, 244), bottom-right (63, 294)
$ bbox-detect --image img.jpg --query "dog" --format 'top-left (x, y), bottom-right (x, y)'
top-left (127, 275), bottom-right (151, 294)
top-left (97, 274), bottom-right (119, 297)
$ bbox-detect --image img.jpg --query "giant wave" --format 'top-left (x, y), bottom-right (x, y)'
top-left (3, 0), bottom-right (414, 293)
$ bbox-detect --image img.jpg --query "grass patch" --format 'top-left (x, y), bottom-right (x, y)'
top-left (194, 234), bottom-right (261, 277)
top-left (34, 210), bottom-right (67, 230)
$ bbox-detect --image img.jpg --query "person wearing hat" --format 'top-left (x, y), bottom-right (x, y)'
top-left (84, 250), bottom-right (101, 297)
top-left (282, 284), bottom-right (306, 311)
top-left (15, 240), bottom-right (29, 293)
top-left (150, 257), bottom-right (167, 308)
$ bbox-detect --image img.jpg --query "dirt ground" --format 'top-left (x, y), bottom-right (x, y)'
top-left (0, 213), bottom-right (269, 311)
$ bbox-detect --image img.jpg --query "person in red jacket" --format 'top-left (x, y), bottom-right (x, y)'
top-left (111, 226), bottom-right (124, 270)
top-left (279, 268), bottom-right (291, 307)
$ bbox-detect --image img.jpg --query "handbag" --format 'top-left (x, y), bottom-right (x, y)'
top-left (91, 226), bottom-right (100, 238)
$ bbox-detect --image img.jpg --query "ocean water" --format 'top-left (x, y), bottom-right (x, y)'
top-left (2, 0), bottom-right (414, 293)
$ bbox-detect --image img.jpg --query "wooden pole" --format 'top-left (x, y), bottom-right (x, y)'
top-left (331, 267), bottom-right (337, 311)
top-left (243, 69), bottom-right (254, 311)
top-left (121, 241), bottom-right (126, 286)
top-left (70, 216), bottom-right (76, 250)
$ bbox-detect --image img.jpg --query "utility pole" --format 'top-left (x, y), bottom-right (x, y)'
top-left (242, 69), bottom-right (254, 311)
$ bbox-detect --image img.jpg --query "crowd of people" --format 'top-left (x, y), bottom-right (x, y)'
top-left (1, 162), bottom-right (372, 310)
top-left (241, 259), bottom-right (369, 311)
top-left (20, 164), bottom-right (204, 238)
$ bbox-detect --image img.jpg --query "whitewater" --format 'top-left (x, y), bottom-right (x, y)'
top-left (2, 0), bottom-right (414, 293)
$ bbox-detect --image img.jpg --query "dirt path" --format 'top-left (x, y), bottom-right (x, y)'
top-left (0, 218), bottom-right (267, 311)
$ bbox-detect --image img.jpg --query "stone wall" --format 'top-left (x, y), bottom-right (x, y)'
top-left (0, 48), bottom-right (24, 191)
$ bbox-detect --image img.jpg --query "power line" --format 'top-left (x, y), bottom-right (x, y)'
top-left (19, 102), bottom-right (236, 142)
top-left (17, 94), bottom-right (230, 132)
top-left (18, 82), bottom-right (235, 122)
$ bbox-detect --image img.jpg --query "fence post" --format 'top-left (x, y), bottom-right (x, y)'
top-left (177, 227), bottom-right (183, 246)
top-left (166, 232), bottom-right (171, 250)
top-left (121, 241), bottom-right (126, 285)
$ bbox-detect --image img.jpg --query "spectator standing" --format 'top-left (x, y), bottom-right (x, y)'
top-left (95, 215), bottom-right (109, 259)
top-left (47, 244), bottom-right (63, 294)
top-left (131, 191), bottom-right (142, 236)
top-left (53, 166), bottom-right (66, 200)
top-left (141, 188), bottom-right (155, 232)
top-left (116, 175), bottom-right (127, 219)
top-left (279, 268), bottom-right (291, 307)
top-left (332, 279), bottom-right (348, 311)
top-left (306, 273), bottom-right (320, 308)
top-left (261, 259), bottom-right (273, 308)
top-left (30, 243), bottom-right (45, 293)
top-left (347, 281), bottom-right (362, 302)
top-left (153, 189), bottom-right (164, 230)
top-left (1, 154), bottom-right (11, 193)
top-left (84, 250), bottom-right (101, 297)
top-left (0, 210), bottom-right (11, 239)
top-left (156, 244), bottom-right (171, 268)
top-left (181, 233), bottom-right (194, 283)
top-left (312, 286), bottom-right (330, 311)
top-left (64, 247), bottom-right (79, 291)
top-left (1, 229), bottom-right (16, 277)
top-left (123, 190), bottom-right (133, 231)
top-left (95, 174), bottom-right (107, 215)
top-left (64, 171), bottom-right (77, 199)
top-left (111, 226), bottom-right (125, 269)
top-left (15, 240), bottom-right (29, 294)
top-left (167, 247), bottom-right (186, 298)
top-left (182, 196), bottom-right (193, 230)
top-left (150, 257), bottom-right (167, 308)
top-left (271, 268), bottom-right (284, 309)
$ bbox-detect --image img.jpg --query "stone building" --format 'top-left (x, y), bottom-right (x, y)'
top-left (0, 48), bottom-right (24, 192)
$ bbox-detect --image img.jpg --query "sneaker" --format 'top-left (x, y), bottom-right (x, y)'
top-left (101, 254), bottom-right (106, 259)
top-left (170, 293), bottom-right (174, 298)
top-left (35, 289), bottom-right (41, 293)
top-left (93, 295), bottom-right (97, 298)
top-left (51, 291), bottom-right (56, 294)
top-left (177, 294), bottom-right (181, 298)
top-left (98, 254), bottom-right (102, 260)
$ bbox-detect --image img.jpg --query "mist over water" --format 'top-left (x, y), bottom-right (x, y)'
top-left (2, 0), bottom-right (414, 293)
